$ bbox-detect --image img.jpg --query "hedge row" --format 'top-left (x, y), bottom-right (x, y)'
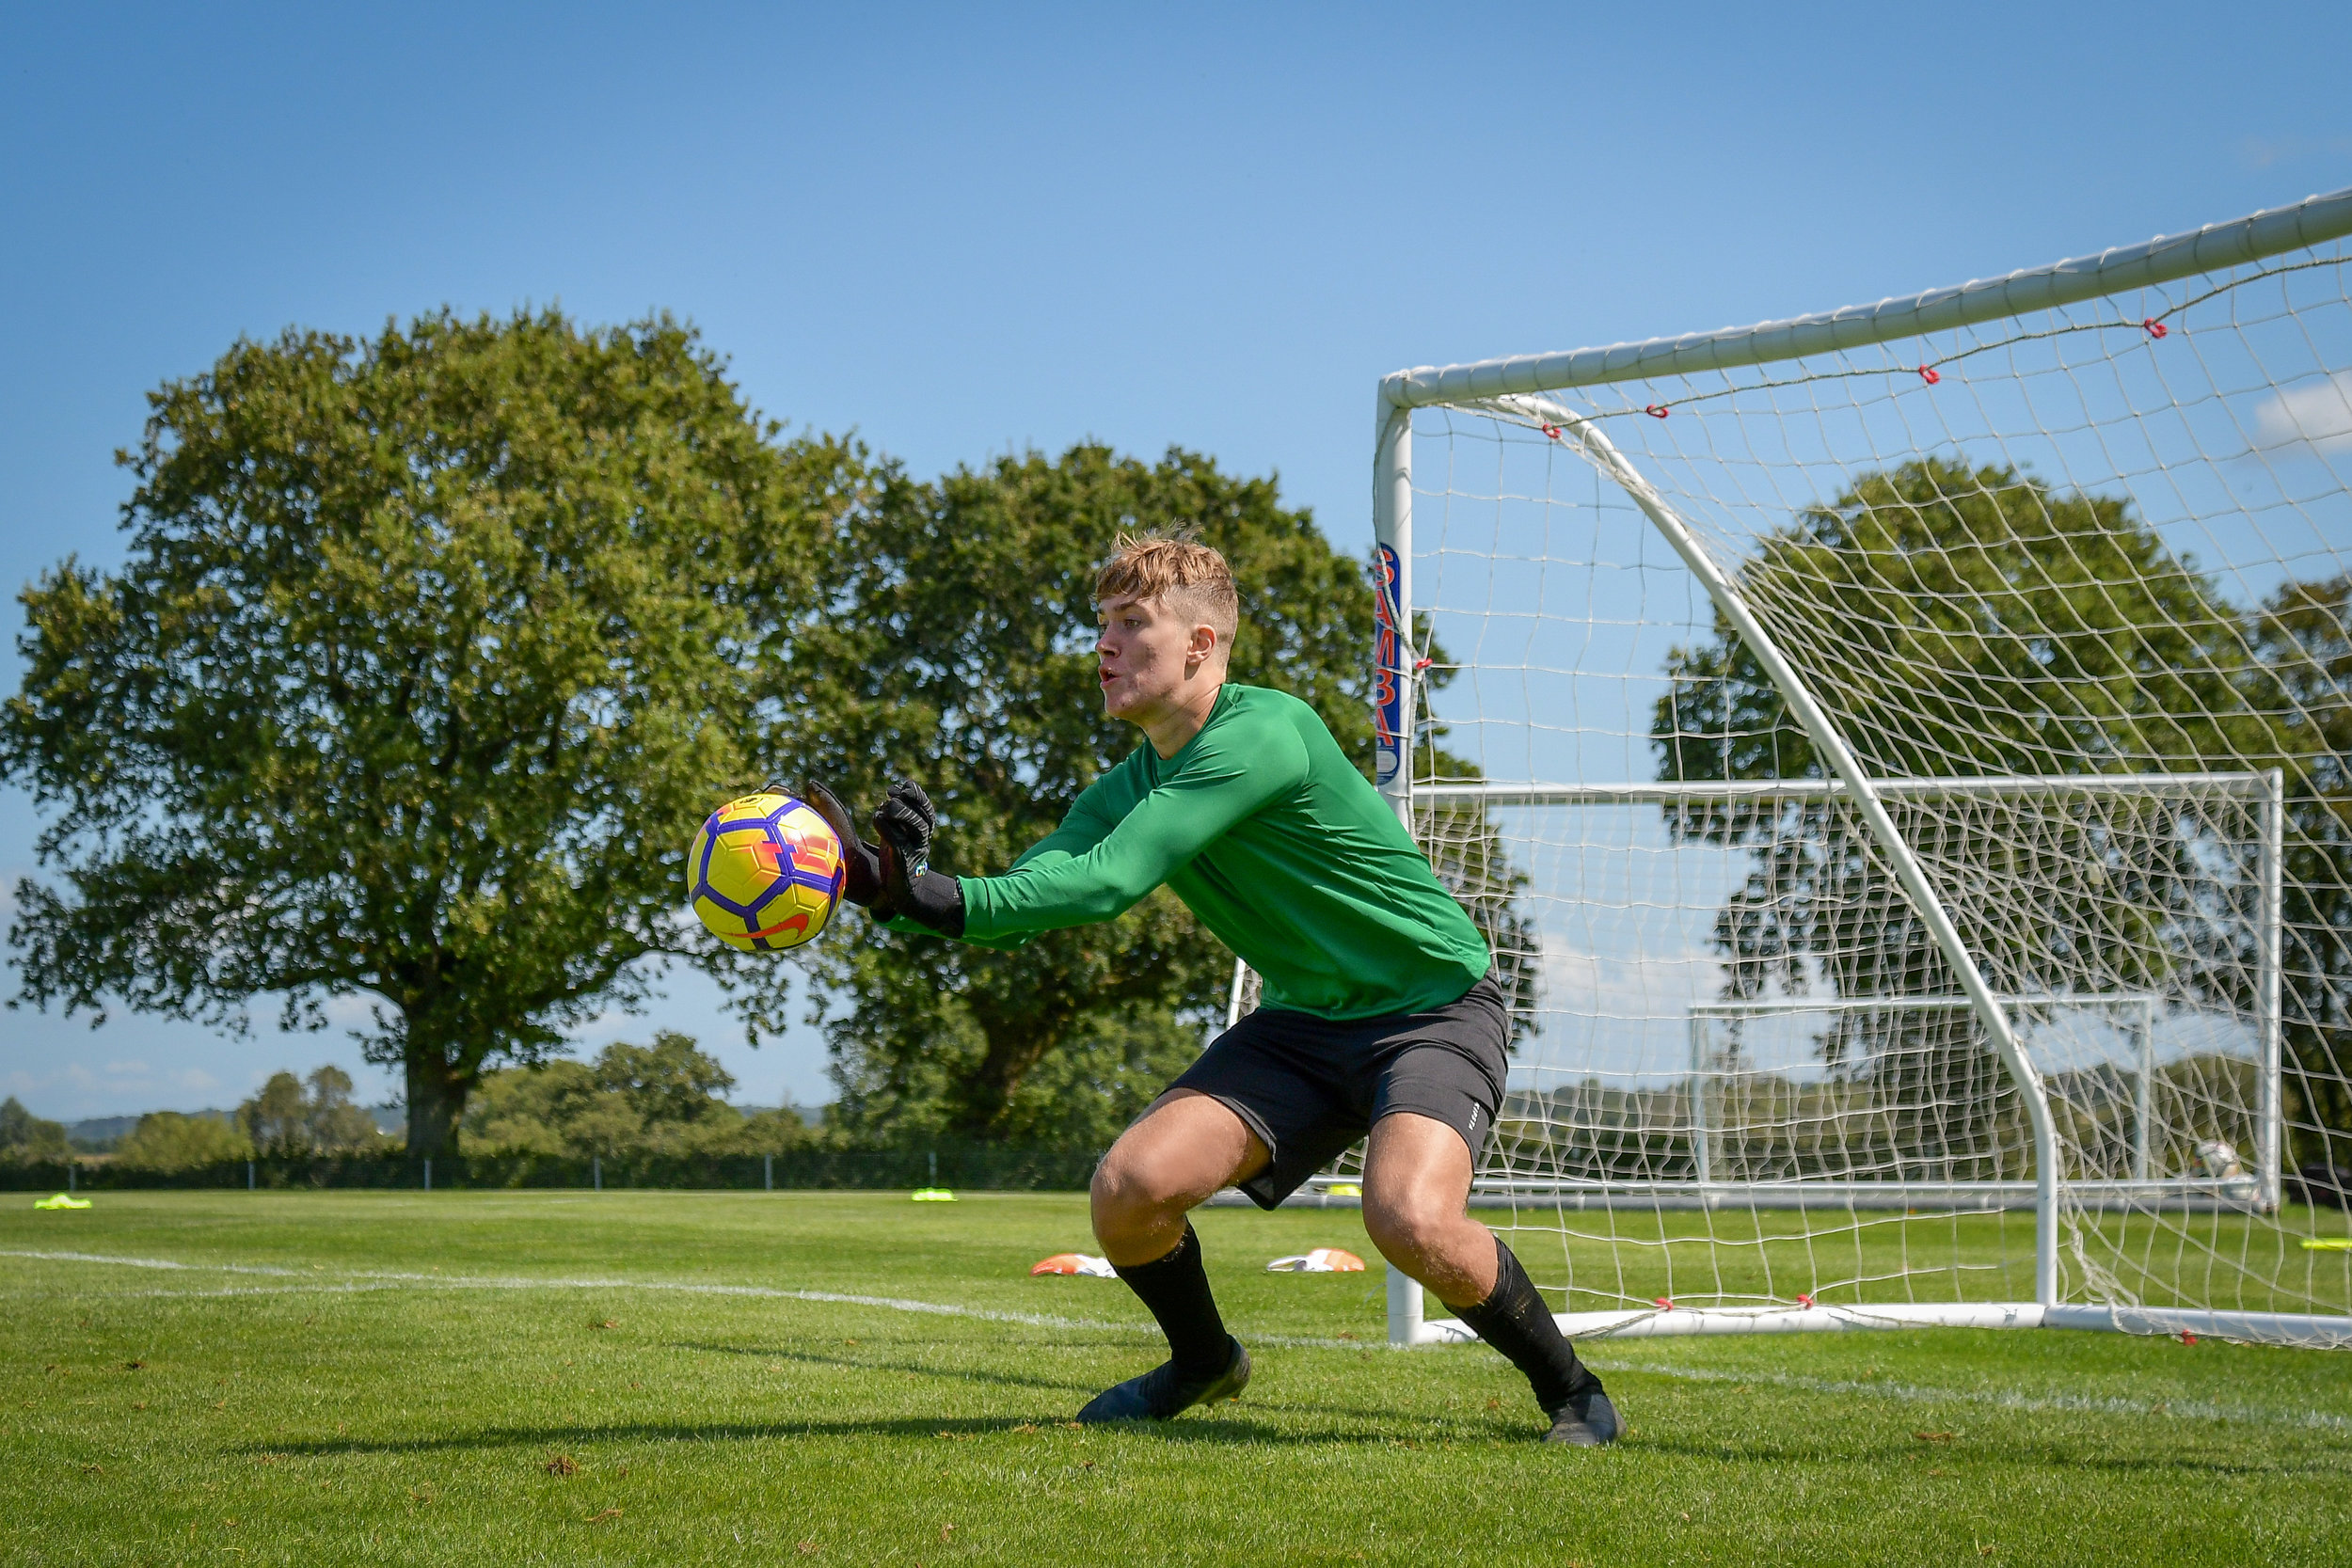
top-left (0, 1144), bottom-right (1102, 1193)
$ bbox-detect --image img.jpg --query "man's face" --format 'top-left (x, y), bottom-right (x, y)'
top-left (1095, 592), bottom-right (1211, 723)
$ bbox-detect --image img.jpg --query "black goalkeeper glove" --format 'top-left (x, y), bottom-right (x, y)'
top-left (799, 779), bottom-right (892, 912)
top-left (872, 780), bottom-right (964, 937)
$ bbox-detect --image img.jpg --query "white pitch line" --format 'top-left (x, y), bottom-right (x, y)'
top-left (1, 1248), bottom-right (1131, 1330)
top-left (3, 1248), bottom-right (306, 1276)
top-left (0, 1246), bottom-right (1364, 1347)
top-left (119, 1284), bottom-right (413, 1300)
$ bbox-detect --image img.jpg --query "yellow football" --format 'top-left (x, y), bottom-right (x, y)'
top-left (686, 793), bottom-right (846, 952)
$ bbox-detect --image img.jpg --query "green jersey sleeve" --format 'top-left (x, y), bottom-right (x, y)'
top-left (904, 780), bottom-right (1118, 951)
top-left (956, 713), bottom-right (1311, 942)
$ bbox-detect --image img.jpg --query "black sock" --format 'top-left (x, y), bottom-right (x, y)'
top-left (1111, 1224), bottom-right (1232, 1379)
top-left (1452, 1237), bottom-right (1597, 1416)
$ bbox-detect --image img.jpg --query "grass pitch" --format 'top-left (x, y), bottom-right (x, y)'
top-left (6, 1192), bottom-right (2350, 1565)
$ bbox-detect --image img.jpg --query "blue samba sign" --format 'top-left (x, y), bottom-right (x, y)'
top-left (1373, 542), bottom-right (1405, 787)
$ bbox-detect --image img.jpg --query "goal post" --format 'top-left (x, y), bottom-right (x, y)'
top-left (1369, 185), bottom-right (2352, 1351)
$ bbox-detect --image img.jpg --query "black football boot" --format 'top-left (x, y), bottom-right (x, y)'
top-left (1542, 1369), bottom-right (1621, 1446)
top-left (1074, 1336), bottom-right (1251, 1423)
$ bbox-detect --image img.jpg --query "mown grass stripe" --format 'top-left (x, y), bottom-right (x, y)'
top-left (10, 1245), bottom-right (2347, 1429)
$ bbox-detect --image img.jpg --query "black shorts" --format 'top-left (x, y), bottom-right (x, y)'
top-left (1167, 974), bottom-right (1510, 1210)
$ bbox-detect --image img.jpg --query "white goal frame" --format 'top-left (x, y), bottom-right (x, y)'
top-left (1367, 184), bottom-right (2352, 1351)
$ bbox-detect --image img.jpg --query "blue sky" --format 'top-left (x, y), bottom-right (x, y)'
top-left (3, 2), bottom-right (2348, 1121)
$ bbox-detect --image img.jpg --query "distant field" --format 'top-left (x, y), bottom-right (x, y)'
top-left (6, 1192), bottom-right (2350, 1565)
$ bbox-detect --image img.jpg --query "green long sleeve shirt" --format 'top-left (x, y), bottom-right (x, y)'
top-left (930, 682), bottom-right (1490, 1021)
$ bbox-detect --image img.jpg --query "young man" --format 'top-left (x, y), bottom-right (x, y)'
top-left (807, 535), bottom-right (1618, 1445)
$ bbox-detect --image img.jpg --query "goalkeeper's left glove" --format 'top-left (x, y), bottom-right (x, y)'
top-left (799, 779), bottom-right (892, 913)
top-left (873, 780), bottom-right (964, 937)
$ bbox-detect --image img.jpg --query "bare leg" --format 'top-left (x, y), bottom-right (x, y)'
top-left (1359, 1110), bottom-right (1499, 1307)
top-left (1363, 1110), bottom-right (1617, 1443)
top-left (1076, 1089), bottom-right (1264, 1420)
top-left (1090, 1088), bottom-right (1268, 1266)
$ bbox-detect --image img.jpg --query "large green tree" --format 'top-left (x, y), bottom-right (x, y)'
top-left (1652, 458), bottom-right (2298, 1154)
top-left (2, 309), bottom-right (864, 1154)
top-left (790, 444), bottom-right (1385, 1144)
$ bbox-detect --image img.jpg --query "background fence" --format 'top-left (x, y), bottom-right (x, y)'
top-left (0, 1142), bottom-right (1103, 1193)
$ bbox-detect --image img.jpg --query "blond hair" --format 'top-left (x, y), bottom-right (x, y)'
top-left (1094, 533), bottom-right (1239, 647)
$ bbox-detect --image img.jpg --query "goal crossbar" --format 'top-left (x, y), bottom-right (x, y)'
top-left (1382, 184), bottom-right (2352, 406)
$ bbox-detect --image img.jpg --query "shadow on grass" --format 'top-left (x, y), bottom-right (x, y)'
top-left (240, 1412), bottom-right (1435, 1456)
top-left (663, 1339), bottom-right (1525, 1432)
top-left (667, 1340), bottom-right (1089, 1395)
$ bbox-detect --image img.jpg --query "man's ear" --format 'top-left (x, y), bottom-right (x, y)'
top-left (1187, 622), bottom-right (1219, 670)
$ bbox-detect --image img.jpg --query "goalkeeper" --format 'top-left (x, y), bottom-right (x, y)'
top-left (807, 535), bottom-right (1618, 1446)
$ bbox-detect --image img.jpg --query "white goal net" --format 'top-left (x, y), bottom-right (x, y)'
top-left (1365, 186), bottom-right (2352, 1349)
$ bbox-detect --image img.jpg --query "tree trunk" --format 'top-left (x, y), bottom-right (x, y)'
top-left (946, 1008), bottom-right (1072, 1138)
top-left (404, 1054), bottom-right (470, 1157)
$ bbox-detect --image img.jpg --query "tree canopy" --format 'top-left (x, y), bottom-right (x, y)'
top-left (1656, 457), bottom-right (2265, 793)
top-left (0, 1097), bottom-right (69, 1164)
top-left (1, 309), bottom-right (864, 1154)
top-left (114, 1111), bottom-right (252, 1171)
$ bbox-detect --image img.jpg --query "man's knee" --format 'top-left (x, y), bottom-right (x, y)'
top-left (1361, 1190), bottom-right (1462, 1264)
top-left (1090, 1140), bottom-right (1184, 1233)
